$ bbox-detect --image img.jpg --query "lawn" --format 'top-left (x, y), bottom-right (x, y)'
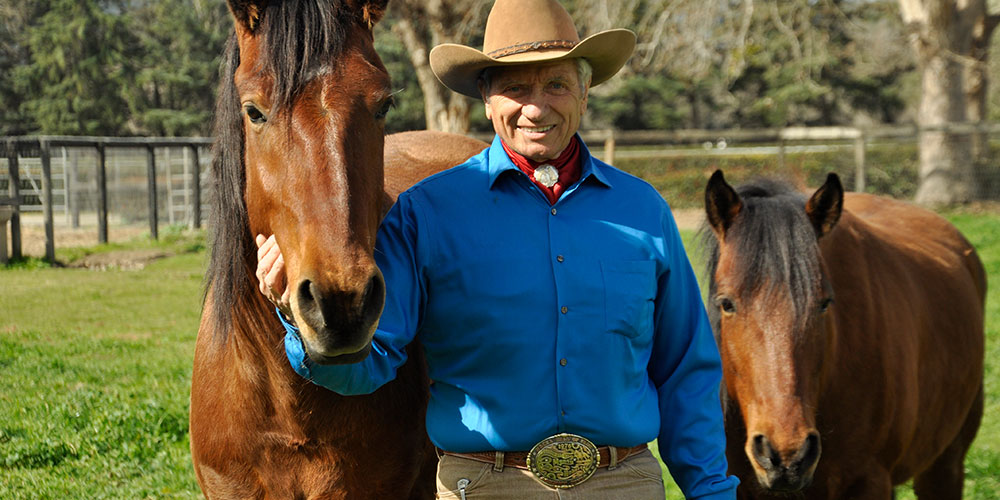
top-left (0, 212), bottom-right (997, 499)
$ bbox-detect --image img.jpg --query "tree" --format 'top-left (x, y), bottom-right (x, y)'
top-left (124, 0), bottom-right (229, 136)
top-left (17, 0), bottom-right (136, 135)
top-left (382, 0), bottom-right (489, 133)
top-left (899, 0), bottom-right (999, 204)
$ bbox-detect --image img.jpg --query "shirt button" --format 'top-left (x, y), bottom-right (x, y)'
top-left (561, 306), bottom-right (568, 314)
top-left (550, 208), bottom-right (557, 215)
top-left (556, 255), bottom-right (564, 263)
top-left (560, 358), bottom-right (567, 366)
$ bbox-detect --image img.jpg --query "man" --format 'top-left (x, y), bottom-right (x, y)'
top-left (256, 0), bottom-right (738, 498)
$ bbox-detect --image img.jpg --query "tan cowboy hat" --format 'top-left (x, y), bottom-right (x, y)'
top-left (429, 0), bottom-right (636, 98)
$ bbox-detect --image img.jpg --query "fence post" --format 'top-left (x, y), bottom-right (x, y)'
top-left (40, 140), bottom-right (55, 262)
top-left (96, 143), bottom-right (108, 244)
top-left (190, 145), bottom-right (201, 230)
top-left (603, 129), bottom-right (616, 165)
top-left (854, 131), bottom-right (866, 193)
top-left (6, 140), bottom-right (22, 259)
top-left (69, 148), bottom-right (80, 228)
top-left (146, 145), bottom-right (159, 240)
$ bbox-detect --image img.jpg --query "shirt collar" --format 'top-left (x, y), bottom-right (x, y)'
top-left (487, 133), bottom-right (613, 190)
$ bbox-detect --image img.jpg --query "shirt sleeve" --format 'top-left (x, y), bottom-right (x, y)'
top-left (648, 206), bottom-right (739, 500)
top-left (282, 191), bottom-right (428, 395)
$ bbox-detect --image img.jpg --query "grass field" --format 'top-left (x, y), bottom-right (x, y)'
top-left (0, 213), bottom-right (997, 499)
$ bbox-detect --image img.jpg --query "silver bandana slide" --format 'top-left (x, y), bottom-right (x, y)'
top-left (533, 164), bottom-right (559, 188)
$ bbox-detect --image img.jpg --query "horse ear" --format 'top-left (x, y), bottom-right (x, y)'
top-left (227, 0), bottom-right (268, 34)
top-left (805, 173), bottom-right (844, 238)
top-left (705, 170), bottom-right (743, 240)
top-left (348, 0), bottom-right (389, 29)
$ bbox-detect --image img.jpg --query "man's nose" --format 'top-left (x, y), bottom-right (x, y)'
top-left (520, 91), bottom-right (548, 119)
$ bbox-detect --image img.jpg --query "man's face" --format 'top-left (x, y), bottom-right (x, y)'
top-left (481, 60), bottom-right (588, 162)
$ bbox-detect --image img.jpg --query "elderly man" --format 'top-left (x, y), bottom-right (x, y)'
top-left (256, 0), bottom-right (738, 498)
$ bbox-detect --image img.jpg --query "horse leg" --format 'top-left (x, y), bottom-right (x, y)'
top-left (912, 383), bottom-right (984, 500)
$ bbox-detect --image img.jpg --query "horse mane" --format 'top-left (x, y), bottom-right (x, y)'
top-left (205, 0), bottom-right (353, 340)
top-left (699, 178), bottom-right (823, 335)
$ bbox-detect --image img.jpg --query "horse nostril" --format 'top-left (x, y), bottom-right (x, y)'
top-left (793, 432), bottom-right (821, 472)
top-left (751, 434), bottom-right (781, 469)
top-left (298, 279), bottom-right (315, 305)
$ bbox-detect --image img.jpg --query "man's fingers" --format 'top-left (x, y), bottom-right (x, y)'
top-left (257, 234), bottom-right (276, 261)
top-left (263, 253), bottom-right (287, 298)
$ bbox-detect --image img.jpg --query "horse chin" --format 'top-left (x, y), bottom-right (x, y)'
top-left (297, 322), bottom-right (378, 366)
top-left (305, 342), bottom-right (373, 366)
top-left (753, 467), bottom-right (815, 495)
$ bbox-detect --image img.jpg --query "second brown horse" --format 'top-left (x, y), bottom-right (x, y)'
top-left (703, 171), bottom-right (985, 499)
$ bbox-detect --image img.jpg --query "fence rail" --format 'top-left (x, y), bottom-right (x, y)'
top-left (4, 124), bottom-right (999, 262)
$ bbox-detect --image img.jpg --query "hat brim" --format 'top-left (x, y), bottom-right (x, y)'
top-left (430, 29), bottom-right (636, 99)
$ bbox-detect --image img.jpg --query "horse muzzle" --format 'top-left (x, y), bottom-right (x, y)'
top-left (749, 431), bottom-right (821, 493)
top-left (291, 270), bottom-right (386, 365)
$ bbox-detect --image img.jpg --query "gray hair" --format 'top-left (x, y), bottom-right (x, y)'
top-left (478, 58), bottom-right (593, 99)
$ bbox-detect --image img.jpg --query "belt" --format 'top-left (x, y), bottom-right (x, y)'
top-left (441, 434), bottom-right (648, 489)
top-left (442, 443), bottom-right (647, 471)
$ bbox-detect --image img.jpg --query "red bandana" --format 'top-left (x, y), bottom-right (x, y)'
top-left (501, 136), bottom-right (582, 205)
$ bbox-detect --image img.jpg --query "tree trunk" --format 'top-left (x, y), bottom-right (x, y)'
top-left (899, 0), bottom-right (992, 205)
top-left (390, 0), bottom-right (487, 134)
top-left (964, 13), bottom-right (1000, 199)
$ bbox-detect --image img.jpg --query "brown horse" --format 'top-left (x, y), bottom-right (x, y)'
top-left (702, 171), bottom-right (985, 499)
top-left (189, 0), bottom-right (486, 498)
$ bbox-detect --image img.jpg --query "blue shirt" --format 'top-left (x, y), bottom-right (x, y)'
top-left (283, 135), bottom-right (738, 499)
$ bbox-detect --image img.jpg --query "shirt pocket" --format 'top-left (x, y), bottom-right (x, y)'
top-left (601, 260), bottom-right (657, 339)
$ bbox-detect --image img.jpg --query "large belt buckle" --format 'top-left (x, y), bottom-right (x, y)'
top-left (526, 433), bottom-right (599, 488)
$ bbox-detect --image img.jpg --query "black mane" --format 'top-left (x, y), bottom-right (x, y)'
top-left (700, 178), bottom-right (823, 334)
top-left (205, 0), bottom-right (353, 339)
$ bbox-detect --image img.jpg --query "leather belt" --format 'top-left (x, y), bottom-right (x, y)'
top-left (440, 443), bottom-right (648, 471)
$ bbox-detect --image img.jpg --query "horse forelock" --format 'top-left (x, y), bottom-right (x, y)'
top-left (701, 179), bottom-right (823, 334)
top-left (258, 0), bottom-right (352, 113)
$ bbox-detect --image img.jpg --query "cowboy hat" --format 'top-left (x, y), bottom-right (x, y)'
top-left (429, 0), bottom-right (636, 98)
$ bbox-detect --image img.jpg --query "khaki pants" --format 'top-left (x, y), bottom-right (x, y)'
top-left (435, 448), bottom-right (666, 499)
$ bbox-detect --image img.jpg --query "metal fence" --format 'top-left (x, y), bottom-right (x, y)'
top-left (4, 126), bottom-right (1000, 262)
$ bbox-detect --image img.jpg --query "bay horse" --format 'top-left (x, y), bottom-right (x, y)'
top-left (189, 0), bottom-right (487, 498)
top-left (702, 170), bottom-right (985, 499)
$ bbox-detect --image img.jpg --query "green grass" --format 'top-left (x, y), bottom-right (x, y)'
top-left (0, 214), bottom-right (997, 499)
top-left (0, 244), bottom-right (205, 498)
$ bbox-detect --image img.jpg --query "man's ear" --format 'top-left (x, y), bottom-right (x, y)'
top-left (479, 81), bottom-right (493, 120)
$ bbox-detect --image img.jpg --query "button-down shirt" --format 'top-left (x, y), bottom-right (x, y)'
top-left (282, 134), bottom-right (738, 499)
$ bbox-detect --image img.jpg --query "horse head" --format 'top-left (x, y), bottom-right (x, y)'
top-left (704, 170), bottom-right (843, 493)
top-left (224, 0), bottom-right (391, 364)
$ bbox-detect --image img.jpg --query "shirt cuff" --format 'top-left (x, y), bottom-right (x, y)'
top-left (279, 308), bottom-right (312, 380)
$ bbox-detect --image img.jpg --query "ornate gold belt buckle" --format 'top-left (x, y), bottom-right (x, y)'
top-left (526, 433), bottom-right (599, 488)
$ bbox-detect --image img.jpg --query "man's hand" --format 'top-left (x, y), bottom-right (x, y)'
top-left (255, 234), bottom-right (293, 320)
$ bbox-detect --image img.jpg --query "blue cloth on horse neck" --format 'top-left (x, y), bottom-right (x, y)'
top-left (281, 134), bottom-right (738, 500)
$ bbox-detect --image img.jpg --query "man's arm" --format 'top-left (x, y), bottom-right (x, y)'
top-left (648, 208), bottom-right (739, 500)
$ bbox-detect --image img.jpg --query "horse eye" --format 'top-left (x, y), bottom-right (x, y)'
top-left (244, 104), bottom-right (267, 124)
top-left (819, 297), bottom-right (834, 313)
top-left (375, 96), bottom-right (395, 120)
top-left (717, 296), bottom-right (737, 315)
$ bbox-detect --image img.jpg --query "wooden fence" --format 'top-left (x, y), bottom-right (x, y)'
top-left (2, 136), bottom-right (211, 262)
top-left (4, 124), bottom-right (998, 262)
